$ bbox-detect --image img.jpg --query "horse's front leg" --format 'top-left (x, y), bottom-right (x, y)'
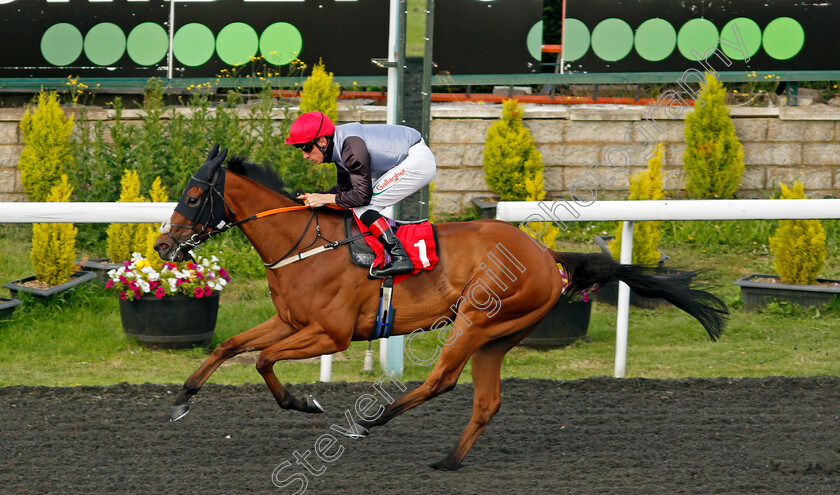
top-left (256, 322), bottom-right (350, 413)
top-left (171, 315), bottom-right (296, 421)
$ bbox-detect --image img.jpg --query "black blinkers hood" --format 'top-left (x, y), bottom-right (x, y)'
top-left (175, 145), bottom-right (229, 228)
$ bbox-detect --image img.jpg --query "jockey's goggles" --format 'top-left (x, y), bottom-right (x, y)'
top-left (294, 141), bottom-right (317, 153)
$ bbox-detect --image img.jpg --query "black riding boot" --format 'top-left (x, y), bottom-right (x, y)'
top-left (360, 210), bottom-right (415, 278)
top-left (371, 226), bottom-right (414, 278)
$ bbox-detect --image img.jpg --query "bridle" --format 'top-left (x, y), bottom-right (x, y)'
top-left (163, 166), bottom-right (362, 268)
top-left (162, 166), bottom-right (237, 262)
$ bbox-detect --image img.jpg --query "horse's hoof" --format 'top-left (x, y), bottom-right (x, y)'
top-left (338, 422), bottom-right (369, 439)
top-left (170, 404), bottom-right (190, 422)
top-left (430, 459), bottom-right (460, 471)
top-left (306, 395), bottom-right (325, 414)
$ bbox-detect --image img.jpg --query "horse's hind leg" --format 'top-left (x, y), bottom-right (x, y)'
top-left (431, 326), bottom-right (532, 471)
top-left (171, 315), bottom-right (295, 421)
top-left (355, 328), bottom-right (479, 435)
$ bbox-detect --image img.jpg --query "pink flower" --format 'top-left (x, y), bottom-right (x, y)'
top-left (119, 291), bottom-right (127, 301)
top-left (105, 279), bottom-right (113, 289)
top-left (154, 287), bottom-right (166, 299)
top-left (219, 268), bottom-right (230, 281)
top-left (195, 271), bottom-right (204, 280)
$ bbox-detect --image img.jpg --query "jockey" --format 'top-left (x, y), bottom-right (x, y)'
top-left (286, 111), bottom-right (436, 278)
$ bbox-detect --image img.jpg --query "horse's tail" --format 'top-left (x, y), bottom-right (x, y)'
top-left (552, 251), bottom-right (728, 341)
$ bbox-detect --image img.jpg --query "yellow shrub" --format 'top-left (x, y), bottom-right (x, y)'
top-left (107, 170), bottom-right (149, 263)
top-left (769, 181), bottom-right (826, 285)
top-left (610, 144), bottom-right (665, 264)
top-left (142, 177), bottom-right (169, 267)
top-left (19, 91), bottom-right (75, 201)
top-left (524, 163), bottom-right (559, 249)
top-left (299, 61), bottom-right (340, 123)
top-left (683, 73), bottom-right (745, 199)
top-left (31, 175), bottom-right (78, 286)
top-left (483, 99), bottom-right (543, 201)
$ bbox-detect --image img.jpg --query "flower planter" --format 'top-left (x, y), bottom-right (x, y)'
top-left (0, 297), bottom-right (22, 320)
top-left (519, 297), bottom-right (591, 347)
top-left (80, 258), bottom-right (122, 287)
top-left (3, 271), bottom-right (97, 299)
top-left (471, 197), bottom-right (499, 220)
top-left (734, 274), bottom-right (840, 310)
top-left (119, 292), bottom-right (219, 349)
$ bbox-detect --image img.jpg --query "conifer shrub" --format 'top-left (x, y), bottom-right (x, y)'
top-left (107, 170), bottom-right (149, 263)
top-left (483, 100), bottom-right (557, 248)
top-left (143, 177), bottom-right (169, 268)
top-left (31, 175), bottom-right (78, 286)
top-left (299, 61), bottom-right (340, 123)
top-left (523, 164), bottom-right (560, 249)
top-left (768, 181), bottom-right (826, 285)
top-left (683, 73), bottom-right (744, 199)
top-left (483, 99), bottom-right (543, 201)
top-left (19, 91), bottom-right (75, 201)
top-left (609, 145), bottom-right (665, 265)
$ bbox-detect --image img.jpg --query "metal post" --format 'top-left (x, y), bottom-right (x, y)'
top-left (167, 0), bottom-right (176, 80)
top-left (386, 0), bottom-right (402, 126)
top-left (560, 0), bottom-right (566, 74)
top-left (614, 220), bottom-right (634, 378)
top-left (319, 354), bottom-right (332, 382)
top-left (421, 0), bottom-right (434, 143)
top-left (382, 0), bottom-right (406, 376)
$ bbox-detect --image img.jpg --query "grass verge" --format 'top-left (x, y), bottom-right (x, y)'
top-left (1, 223), bottom-right (838, 387)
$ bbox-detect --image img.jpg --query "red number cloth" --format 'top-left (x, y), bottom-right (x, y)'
top-left (353, 214), bottom-right (439, 284)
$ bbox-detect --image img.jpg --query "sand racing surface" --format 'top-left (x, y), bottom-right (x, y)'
top-left (2, 377), bottom-right (839, 494)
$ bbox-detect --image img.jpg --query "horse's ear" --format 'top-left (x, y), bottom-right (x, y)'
top-left (206, 144), bottom-right (220, 162)
top-left (205, 147), bottom-right (228, 174)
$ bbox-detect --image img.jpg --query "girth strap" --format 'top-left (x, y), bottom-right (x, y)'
top-left (264, 232), bottom-right (370, 270)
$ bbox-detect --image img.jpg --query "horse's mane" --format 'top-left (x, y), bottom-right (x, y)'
top-left (225, 156), bottom-right (303, 204)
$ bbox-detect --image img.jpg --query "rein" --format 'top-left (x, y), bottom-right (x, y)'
top-left (167, 170), bottom-right (368, 268)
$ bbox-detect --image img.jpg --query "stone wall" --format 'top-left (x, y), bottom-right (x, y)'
top-left (429, 104), bottom-right (840, 214)
top-left (3, 104), bottom-right (840, 213)
top-left (0, 108), bottom-right (25, 202)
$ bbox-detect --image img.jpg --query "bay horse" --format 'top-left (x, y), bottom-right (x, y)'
top-left (154, 146), bottom-right (727, 470)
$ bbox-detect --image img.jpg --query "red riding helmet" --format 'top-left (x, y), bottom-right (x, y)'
top-left (285, 111), bottom-right (335, 145)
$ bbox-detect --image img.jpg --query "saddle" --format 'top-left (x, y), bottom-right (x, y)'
top-left (343, 211), bottom-right (439, 276)
top-left (342, 211), bottom-right (439, 340)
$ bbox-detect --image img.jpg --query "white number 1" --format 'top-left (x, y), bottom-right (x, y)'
top-left (413, 239), bottom-right (431, 268)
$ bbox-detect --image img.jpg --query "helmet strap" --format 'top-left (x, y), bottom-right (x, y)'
top-left (315, 135), bottom-right (332, 161)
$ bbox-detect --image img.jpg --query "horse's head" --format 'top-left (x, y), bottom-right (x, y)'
top-left (154, 145), bottom-right (232, 262)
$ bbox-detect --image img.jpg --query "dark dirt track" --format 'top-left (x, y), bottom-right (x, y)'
top-left (1, 377), bottom-right (839, 495)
